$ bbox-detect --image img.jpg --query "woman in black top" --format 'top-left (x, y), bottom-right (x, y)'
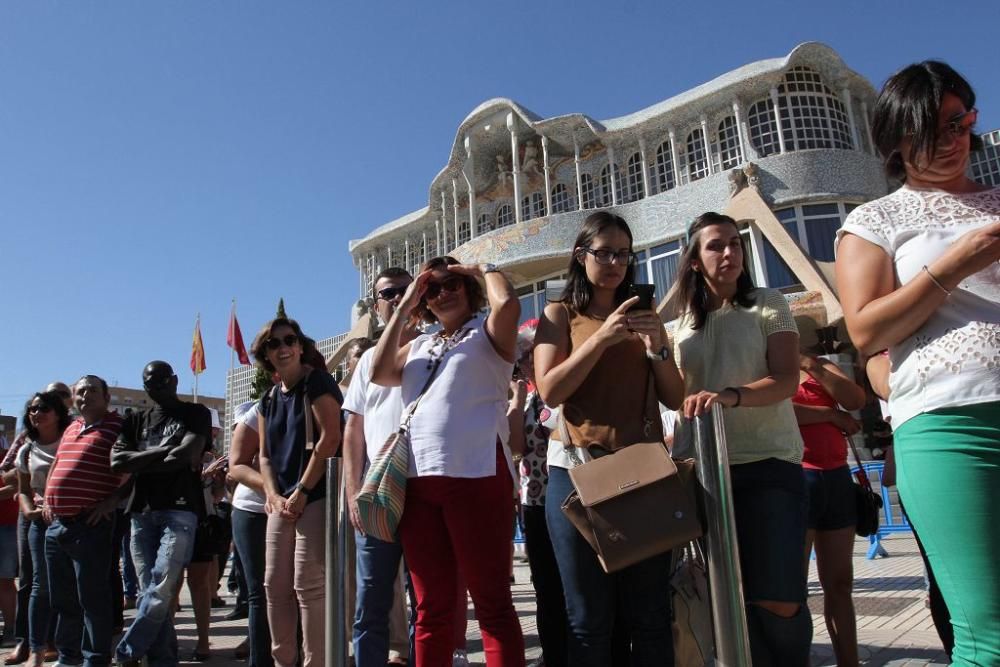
top-left (253, 317), bottom-right (342, 667)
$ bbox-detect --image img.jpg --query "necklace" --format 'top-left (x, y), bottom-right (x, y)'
top-left (425, 326), bottom-right (472, 370)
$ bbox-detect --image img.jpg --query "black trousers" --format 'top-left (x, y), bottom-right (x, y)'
top-left (523, 504), bottom-right (568, 667)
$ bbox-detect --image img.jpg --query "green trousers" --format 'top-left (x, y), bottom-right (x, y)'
top-left (896, 401), bottom-right (1000, 667)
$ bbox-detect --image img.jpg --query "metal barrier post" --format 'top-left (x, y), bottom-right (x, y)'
top-left (325, 457), bottom-right (348, 667)
top-left (692, 403), bottom-right (752, 667)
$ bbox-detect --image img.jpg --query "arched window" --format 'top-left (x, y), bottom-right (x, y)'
top-left (625, 152), bottom-right (645, 202)
top-left (580, 174), bottom-right (597, 209)
top-left (684, 129), bottom-right (709, 182)
top-left (777, 67), bottom-right (854, 150)
top-left (477, 213), bottom-right (492, 235)
top-left (496, 204), bottom-right (514, 228)
top-left (521, 195), bottom-right (533, 221)
top-left (715, 116), bottom-right (743, 170)
top-left (458, 219), bottom-right (470, 245)
top-left (531, 192), bottom-right (546, 218)
top-left (407, 242), bottom-right (419, 271)
top-left (599, 163), bottom-right (624, 206)
top-left (551, 183), bottom-right (572, 213)
top-left (654, 139), bottom-right (675, 192)
top-left (425, 237), bottom-right (437, 260)
top-left (747, 98), bottom-right (780, 157)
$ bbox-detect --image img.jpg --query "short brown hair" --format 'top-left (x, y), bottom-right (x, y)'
top-left (250, 317), bottom-right (320, 373)
top-left (412, 256), bottom-right (486, 325)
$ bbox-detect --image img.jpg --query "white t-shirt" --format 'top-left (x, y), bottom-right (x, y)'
top-left (401, 315), bottom-right (515, 479)
top-left (231, 403), bottom-right (266, 514)
top-left (342, 347), bottom-right (404, 467)
top-left (837, 185), bottom-right (1000, 428)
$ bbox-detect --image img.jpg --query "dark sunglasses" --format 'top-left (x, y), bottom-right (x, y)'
top-left (143, 375), bottom-right (173, 390)
top-left (28, 404), bottom-right (53, 415)
top-left (376, 285), bottom-right (409, 301)
top-left (265, 334), bottom-right (300, 350)
top-left (424, 276), bottom-right (464, 300)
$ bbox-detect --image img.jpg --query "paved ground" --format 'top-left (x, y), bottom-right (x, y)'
top-left (158, 533), bottom-right (947, 666)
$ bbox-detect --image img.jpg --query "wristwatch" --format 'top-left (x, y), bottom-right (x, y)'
top-left (295, 482), bottom-right (311, 495)
top-left (482, 263), bottom-right (500, 274)
top-left (646, 346), bottom-right (671, 362)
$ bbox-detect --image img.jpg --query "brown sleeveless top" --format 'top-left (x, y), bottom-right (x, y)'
top-left (559, 304), bottom-right (662, 451)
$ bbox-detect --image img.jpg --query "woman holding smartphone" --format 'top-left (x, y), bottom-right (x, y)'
top-left (533, 211), bottom-right (685, 667)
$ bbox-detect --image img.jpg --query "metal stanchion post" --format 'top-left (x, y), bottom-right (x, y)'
top-left (325, 457), bottom-right (348, 667)
top-left (692, 403), bottom-right (752, 667)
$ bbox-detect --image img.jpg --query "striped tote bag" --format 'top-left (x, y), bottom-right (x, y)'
top-left (355, 427), bottom-right (411, 542)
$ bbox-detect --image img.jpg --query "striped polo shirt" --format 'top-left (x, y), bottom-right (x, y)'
top-left (45, 412), bottom-right (125, 518)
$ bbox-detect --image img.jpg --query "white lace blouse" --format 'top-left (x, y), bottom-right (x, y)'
top-left (836, 185), bottom-right (1000, 428)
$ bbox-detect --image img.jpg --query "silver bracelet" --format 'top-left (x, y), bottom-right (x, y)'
top-left (922, 265), bottom-right (951, 297)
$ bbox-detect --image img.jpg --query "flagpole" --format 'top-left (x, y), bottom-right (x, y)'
top-left (193, 312), bottom-right (200, 404)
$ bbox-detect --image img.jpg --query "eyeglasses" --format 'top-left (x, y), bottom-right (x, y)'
top-left (424, 276), bottom-right (464, 300)
top-left (265, 334), bottom-right (300, 350)
top-left (580, 247), bottom-right (636, 266)
top-left (375, 285), bottom-right (409, 301)
top-left (28, 404), bottom-right (53, 415)
top-left (938, 108), bottom-right (978, 146)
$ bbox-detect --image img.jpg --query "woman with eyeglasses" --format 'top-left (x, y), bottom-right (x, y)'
top-left (671, 212), bottom-right (811, 665)
top-left (370, 255), bottom-right (525, 667)
top-left (532, 211), bottom-right (685, 667)
top-left (15, 391), bottom-right (72, 667)
top-left (251, 318), bottom-right (343, 667)
top-left (836, 61), bottom-right (1000, 665)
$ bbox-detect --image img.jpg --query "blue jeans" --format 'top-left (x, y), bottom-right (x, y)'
top-left (231, 508), bottom-right (272, 667)
top-left (119, 520), bottom-right (139, 600)
top-left (115, 510), bottom-right (197, 667)
top-left (27, 518), bottom-right (52, 651)
top-left (352, 531), bottom-right (414, 667)
top-left (14, 514), bottom-right (32, 642)
top-left (546, 466), bottom-right (674, 667)
top-left (45, 514), bottom-right (116, 667)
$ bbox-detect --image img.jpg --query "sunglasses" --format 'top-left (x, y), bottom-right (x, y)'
top-left (424, 276), bottom-right (464, 300)
top-left (28, 404), bottom-right (53, 415)
top-left (143, 375), bottom-right (173, 390)
top-left (265, 333), bottom-right (300, 350)
top-left (376, 285), bottom-right (409, 301)
top-left (936, 108), bottom-right (978, 148)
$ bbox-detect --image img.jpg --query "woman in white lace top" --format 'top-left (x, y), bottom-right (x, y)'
top-left (836, 61), bottom-right (1000, 666)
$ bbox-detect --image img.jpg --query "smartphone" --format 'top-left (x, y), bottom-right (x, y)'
top-left (627, 283), bottom-right (655, 311)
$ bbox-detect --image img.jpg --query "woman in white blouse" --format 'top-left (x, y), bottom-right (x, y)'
top-left (370, 256), bottom-right (525, 667)
top-left (836, 61), bottom-right (1000, 665)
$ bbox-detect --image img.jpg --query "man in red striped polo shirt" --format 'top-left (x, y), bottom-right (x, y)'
top-left (43, 374), bottom-right (128, 667)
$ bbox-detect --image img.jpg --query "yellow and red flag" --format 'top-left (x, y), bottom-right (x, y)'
top-left (190, 316), bottom-right (207, 375)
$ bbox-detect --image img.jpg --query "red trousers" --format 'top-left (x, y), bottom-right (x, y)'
top-left (399, 447), bottom-right (525, 667)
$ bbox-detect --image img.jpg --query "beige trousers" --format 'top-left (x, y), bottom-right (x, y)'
top-left (265, 500), bottom-right (326, 667)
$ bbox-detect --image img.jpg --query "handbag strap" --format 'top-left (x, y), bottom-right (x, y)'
top-left (847, 432), bottom-right (872, 491)
top-left (398, 328), bottom-right (470, 431)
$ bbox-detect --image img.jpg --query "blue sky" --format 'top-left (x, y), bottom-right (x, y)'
top-left (2, 0), bottom-right (998, 418)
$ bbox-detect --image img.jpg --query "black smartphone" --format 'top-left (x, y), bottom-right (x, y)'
top-left (627, 283), bottom-right (655, 311)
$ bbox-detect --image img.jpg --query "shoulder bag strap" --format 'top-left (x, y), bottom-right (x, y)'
top-left (398, 333), bottom-right (461, 431)
top-left (847, 433), bottom-right (872, 491)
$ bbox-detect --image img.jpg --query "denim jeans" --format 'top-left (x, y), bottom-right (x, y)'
top-left (114, 510), bottom-right (197, 667)
top-left (231, 508), bottom-right (272, 667)
top-left (14, 513), bottom-right (31, 642)
top-left (546, 466), bottom-right (674, 667)
top-left (119, 520), bottom-right (139, 600)
top-left (45, 514), bottom-right (116, 667)
top-left (352, 531), bottom-right (414, 667)
top-left (27, 518), bottom-right (52, 651)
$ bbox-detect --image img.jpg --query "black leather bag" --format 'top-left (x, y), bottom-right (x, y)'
top-left (849, 437), bottom-right (882, 538)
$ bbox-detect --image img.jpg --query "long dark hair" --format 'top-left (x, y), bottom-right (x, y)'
top-left (22, 391), bottom-right (72, 442)
top-left (872, 60), bottom-right (982, 182)
top-left (560, 211), bottom-right (636, 313)
top-left (673, 212), bottom-right (755, 330)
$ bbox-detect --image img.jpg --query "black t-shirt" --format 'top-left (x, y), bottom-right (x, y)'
top-left (259, 370), bottom-right (342, 504)
top-left (118, 401), bottom-right (212, 515)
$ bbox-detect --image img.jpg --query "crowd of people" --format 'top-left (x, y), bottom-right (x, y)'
top-left (0, 58), bottom-right (996, 667)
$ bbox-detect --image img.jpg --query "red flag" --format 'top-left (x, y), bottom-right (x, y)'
top-left (190, 317), bottom-right (207, 375)
top-left (227, 307), bottom-right (250, 365)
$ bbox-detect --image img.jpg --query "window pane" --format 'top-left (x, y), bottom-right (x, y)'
top-left (802, 203), bottom-right (839, 217)
top-left (650, 255), bottom-right (678, 297)
top-left (805, 217), bottom-right (840, 261)
top-left (774, 206), bottom-right (797, 222)
top-left (763, 239), bottom-right (798, 288)
top-left (649, 240), bottom-right (680, 256)
top-left (518, 293), bottom-right (537, 324)
top-left (635, 260), bottom-right (649, 285)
